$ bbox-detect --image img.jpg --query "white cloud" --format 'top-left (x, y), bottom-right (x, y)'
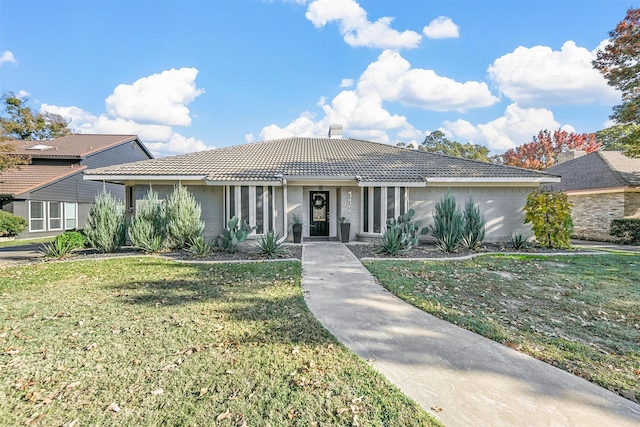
top-left (443, 103), bottom-right (563, 151)
top-left (17, 90), bottom-right (30, 98)
top-left (340, 78), bottom-right (354, 88)
top-left (422, 16), bottom-right (459, 39)
top-left (244, 133), bottom-right (254, 143)
top-left (105, 68), bottom-right (203, 126)
top-left (1, 50), bottom-right (16, 65)
top-left (305, 0), bottom-right (422, 49)
top-left (40, 68), bottom-right (211, 157)
top-left (488, 40), bottom-right (620, 106)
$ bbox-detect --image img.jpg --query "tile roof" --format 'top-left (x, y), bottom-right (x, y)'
top-left (0, 164), bottom-right (86, 197)
top-left (8, 134), bottom-right (141, 158)
top-left (85, 137), bottom-right (555, 183)
top-left (546, 151), bottom-right (640, 191)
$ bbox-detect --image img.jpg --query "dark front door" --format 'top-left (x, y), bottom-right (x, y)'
top-left (309, 191), bottom-right (329, 236)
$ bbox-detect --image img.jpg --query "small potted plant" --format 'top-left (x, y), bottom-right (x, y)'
top-left (292, 214), bottom-right (303, 243)
top-left (339, 216), bottom-right (351, 243)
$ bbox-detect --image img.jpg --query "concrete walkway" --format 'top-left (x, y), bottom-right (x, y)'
top-left (301, 242), bottom-right (640, 427)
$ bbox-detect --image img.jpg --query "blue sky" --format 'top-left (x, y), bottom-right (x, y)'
top-left (0, 0), bottom-right (629, 157)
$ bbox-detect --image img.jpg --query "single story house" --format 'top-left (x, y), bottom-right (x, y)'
top-left (546, 150), bottom-right (640, 241)
top-left (84, 125), bottom-right (560, 242)
top-left (0, 134), bottom-right (153, 239)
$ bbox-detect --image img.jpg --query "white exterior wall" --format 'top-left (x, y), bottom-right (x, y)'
top-left (338, 186), bottom-right (360, 241)
top-left (410, 186), bottom-right (533, 242)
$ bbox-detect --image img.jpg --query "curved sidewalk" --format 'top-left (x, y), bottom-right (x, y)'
top-left (301, 242), bottom-right (640, 427)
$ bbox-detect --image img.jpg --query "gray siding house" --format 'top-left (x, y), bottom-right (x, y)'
top-left (546, 150), bottom-right (640, 241)
top-left (0, 134), bottom-right (153, 239)
top-left (84, 126), bottom-right (559, 243)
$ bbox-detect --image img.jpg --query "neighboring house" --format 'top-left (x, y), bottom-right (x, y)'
top-left (546, 150), bottom-right (640, 241)
top-left (84, 125), bottom-right (559, 242)
top-left (0, 134), bottom-right (153, 239)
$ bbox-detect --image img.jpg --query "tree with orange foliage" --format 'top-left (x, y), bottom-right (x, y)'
top-left (497, 130), bottom-right (601, 170)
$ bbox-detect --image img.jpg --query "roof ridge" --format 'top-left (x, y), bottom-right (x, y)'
top-left (597, 151), bottom-right (632, 186)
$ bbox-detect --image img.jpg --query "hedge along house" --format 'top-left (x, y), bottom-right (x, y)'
top-left (0, 134), bottom-right (153, 239)
top-left (83, 125), bottom-right (560, 243)
top-left (546, 150), bottom-right (640, 241)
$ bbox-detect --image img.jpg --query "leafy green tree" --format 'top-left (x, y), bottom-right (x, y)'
top-left (596, 124), bottom-right (640, 151)
top-left (164, 184), bottom-right (204, 250)
top-left (420, 131), bottom-right (490, 162)
top-left (0, 92), bottom-right (71, 141)
top-left (592, 8), bottom-right (640, 157)
top-left (524, 189), bottom-right (573, 249)
top-left (85, 189), bottom-right (127, 253)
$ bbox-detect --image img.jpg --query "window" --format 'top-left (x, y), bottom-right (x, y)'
top-left (64, 203), bottom-right (77, 229)
top-left (226, 185), bottom-right (274, 234)
top-left (362, 187), bottom-right (407, 233)
top-left (30, 201), bottom-right (45, 231)
top-left (49, 202), bottom-right (62, 230)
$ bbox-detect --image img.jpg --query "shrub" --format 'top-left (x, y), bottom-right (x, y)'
top-left (85, 189), bottom-right (127, 253)
top-left (376, 209), bottom-right (428, 255)
top-left (129, 189), bottom-right (167, 252)
top-left (524, 188), bottom-right (573, 249)
top-left (461, 198), bottom-right (486, 251)
top-left (0, 210), bottom-right (27, 237)
top-left (57, 230), bottom-right (88, 249)
top-left (164, 185), bottom-right (204, 250)
top-left (217, 216), bottom-right (256, 253)
top-left (508, 232), bottom-right (532, 250)
top-left (431, 191), bottom-right (465, 253)
top-left (41, 235), bottom-right (76, 259)
top-left (187, 235), bottom-right (214, 257)
top-left (609, 218), bottom-right (640, 244)
top-left (257, 231), bottom-right (287, 258)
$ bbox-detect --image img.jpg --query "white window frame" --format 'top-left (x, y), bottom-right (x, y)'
top-left (29, 201), bottom-right (46, 232)
top-left (361, 186), bottom-right (408, 234)
top-left (225, 185), bottom-right (274, 235)
top-left (64, 202), bottom-right (77, 230)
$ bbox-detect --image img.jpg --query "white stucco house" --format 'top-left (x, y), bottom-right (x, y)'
top-left (83, 125), bottom-right (560, 242)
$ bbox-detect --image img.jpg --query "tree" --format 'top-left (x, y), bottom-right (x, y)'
top-left (593, 8), bottom-right (640, 157)
top-left (498, 129), bottom-right (601, 170)
top-left (596, 124), bottom-right (640, 151)
top-left (420, 131), bottom-right (491, 162)
top-left (0, 142), bottom-right (30, 173)
top-left (0, 92), bottom-right (71, 141)
top-left (524, 189), bottom-right (573, 249)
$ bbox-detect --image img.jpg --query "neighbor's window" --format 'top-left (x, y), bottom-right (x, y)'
top-left (49, 202), bottom-right (62, 230)
top-left (226, 185), bottom-right (275, 234)
top-left (29, 201), bottom-right (45, 232)
top-left (64, 202), bottom-right (77, 229)
top-left (361, 187), bottom-right (407, 233)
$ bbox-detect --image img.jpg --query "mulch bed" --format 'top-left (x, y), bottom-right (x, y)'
top-left (346, 242), bottom-right (590, 260)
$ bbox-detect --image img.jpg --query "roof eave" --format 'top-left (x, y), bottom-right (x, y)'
top-left (83, 174), bottom-right (207, 183)
top-left (426, 177), bottom-right (561, 183)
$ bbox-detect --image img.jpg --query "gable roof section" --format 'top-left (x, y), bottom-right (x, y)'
top-left (9, 134), bottom-right (152, 159)
top-left (0, 164), bottom-right (86, 198)
top-left (85, 137), bottom-right (556, 184)
top-left (546, 151), bottom-right (640, 191)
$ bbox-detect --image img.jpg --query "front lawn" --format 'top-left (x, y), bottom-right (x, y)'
top-left (365, 254), bottom-right (640, 402)
top-left (0, 258), bottom-right (438, 426)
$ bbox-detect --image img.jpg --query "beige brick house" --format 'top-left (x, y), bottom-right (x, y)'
top-left (84, 126), bottom-right (559, 243)
top-left (546, 150), bottom-right (640, 241)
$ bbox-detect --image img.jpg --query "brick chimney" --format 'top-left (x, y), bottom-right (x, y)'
top-left (556, 149), bottom-right (586, 165)
top-left (328, 124), bottom-right (343, 139)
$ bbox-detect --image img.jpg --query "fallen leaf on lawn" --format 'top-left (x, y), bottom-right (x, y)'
top-left (83, 343), bottom-right (97, 351)
top-left (107, 402), bottom-right (120, 412)
top-left (150, 389), bottom-right (164, 395)
top-left (23, 412), bottom-right (43, 425)
top-left (634, 369), bottom-right (640, 376)
top-left (61, 418), bottom-right (78, 427)
top-left (216, 408), bottom-right (231, 421)
top-left (159, 363), bottom-right (177, 371)
top-left (3, 346), bottom-right (20, 355)
top-left (66, 381), bottom-right (81, 390)
top-left (431, 406), bottom-right (443, 413)
top-left (337, 408), bottom-right (349, 415)
top-left (199, 387), bottom-right (208, 397)
top-left (54, 312), bottom-right (72, 318)
top-left (225, 370), bottom-right (234, 374)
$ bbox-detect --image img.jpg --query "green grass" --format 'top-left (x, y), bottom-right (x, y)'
top-left (0, 237), bottom-right (53, 248)
top-left (0, 258), bottom-right (438, 426)
top-left (365, 254), bottom-right (640, 402)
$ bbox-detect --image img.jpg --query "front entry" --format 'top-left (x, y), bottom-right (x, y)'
top-left (309, 191), bottom-right (329, 236)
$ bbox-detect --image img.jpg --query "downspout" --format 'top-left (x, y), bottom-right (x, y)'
top-left (277, 176), bottom-right (288, 244)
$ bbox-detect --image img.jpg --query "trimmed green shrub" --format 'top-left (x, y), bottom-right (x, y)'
top-left (57, 230), bottom-right (88, 249)
top-left (461, 198), bottom-right (486, 250)
top-left (217, 216), bottom-right (256, 253)
top-left (431, 191), bottom-right (465, 253)
top-left (257, 230), bottom-right (287, 258)
top-left (85, 189), bottom-right (127, 253)
top-left (164, 185), bottom-right (204, 250)
top-left (129, 189), bottom-right (167, 252)
top-left (609, 218), bottom-right (640, 244)
top-left (524, 188), bottom-right (573, 249)
top-left (0, 210), bottom-right (27, 237)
